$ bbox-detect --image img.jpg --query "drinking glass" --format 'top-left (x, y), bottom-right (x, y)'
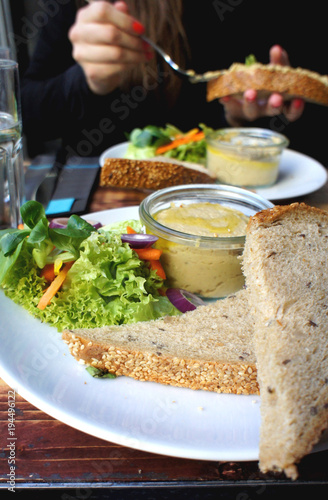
top-left (0, 58), bottom-right (24, 229)
top-left (0, 47), bottom-right (11, 59)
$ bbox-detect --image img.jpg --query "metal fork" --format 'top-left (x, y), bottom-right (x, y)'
top-left (85, 0), bottom-right (221, 83)
top-left (140, 35), bottom-right (222, 83)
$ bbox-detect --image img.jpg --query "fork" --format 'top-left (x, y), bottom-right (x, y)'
top-left (85, 0), bottom-right (221, 83)
top-left (139, 35), bottom-right (222, 83)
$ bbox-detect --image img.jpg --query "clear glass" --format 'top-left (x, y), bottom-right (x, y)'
top-left (139, 184), bottom-right (274, 298)
top-left (0, 59), bottom-right (24, 228)
top-left (206, 127), bottom-right (289, 187)
top-left (0, 47), bottom-right (11, 59)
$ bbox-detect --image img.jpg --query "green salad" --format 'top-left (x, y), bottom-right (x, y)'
top-left (0, 201), bottom-right (179, 332)
top-left (124, 123), bottom-right (212, 164)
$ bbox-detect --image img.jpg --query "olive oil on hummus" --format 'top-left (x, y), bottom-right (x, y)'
top-left (155, 202), bottom-right (248, 237)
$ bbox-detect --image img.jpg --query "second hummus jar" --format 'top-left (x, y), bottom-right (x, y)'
top-left (139, 184), bottom-right (273, 299)
top-left (206, 127), bottom-right (289, 187)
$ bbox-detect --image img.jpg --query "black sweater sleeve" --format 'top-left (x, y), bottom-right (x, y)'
top-left (21, 1), bottom-right (121, 156)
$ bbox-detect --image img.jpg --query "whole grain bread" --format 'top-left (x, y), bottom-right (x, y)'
top-left (62, 201), bottom-right (328, 477)
top-left (242, 202), bottom-right (328, 479)
top-left (62, 289), bottom-right (259, 395)
top-left (100, 158), bottom-right (214, 190)
top-left (207, 63), bottom-right (328, 106)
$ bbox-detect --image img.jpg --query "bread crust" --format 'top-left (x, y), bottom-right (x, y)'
top-left (207, 63), bottom-right (328, 106)
top-left (62, 290), bottom-right (259, 395)
top-left (62, 330), bottom-right (258, 395)
top-left (100, 158), bottom-right (214, 190)
top-left (247, 202), bottom-right (328, 230)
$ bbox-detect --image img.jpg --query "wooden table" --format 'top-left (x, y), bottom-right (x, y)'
top-left (1, 177), bottom-right (328, 498)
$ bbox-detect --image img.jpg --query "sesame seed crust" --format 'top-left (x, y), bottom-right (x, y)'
top-left (62, 335), bottom-right (259, 395)
top-left (100, 158), bottom-right (214, 190)
top-left (62, 289), bottom-right (258, 395)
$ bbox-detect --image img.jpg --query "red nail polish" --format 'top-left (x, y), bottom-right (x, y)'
top-left (293, 98), bottom-right (303, 109)
top-left (245, 89), bottom-right (257, 102)
top-left (132, 20), bottom-right (145, 35)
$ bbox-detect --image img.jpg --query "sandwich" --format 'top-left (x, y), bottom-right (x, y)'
top-left (206, 61), bottom-right (328, 106)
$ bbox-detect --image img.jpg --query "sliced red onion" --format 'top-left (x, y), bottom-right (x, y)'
top-left (121, 233), bottom-right (158, 249)
top-left (49, 217), bottom-right (102, 229)
top-left (86, 220), bottom-right (102, 229)
top-left (166, 288), bottom-right (205, 313)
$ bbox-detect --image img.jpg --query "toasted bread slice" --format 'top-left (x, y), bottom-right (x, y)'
top-left (100, 158), bottom-right (214, 190)
top-left (207, 63), bottom-right (328, 106)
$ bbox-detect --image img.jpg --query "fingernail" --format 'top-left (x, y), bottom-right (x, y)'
top-left (246, 94), bottom-right (256, 103)
top-left (132, 20), bottom-right (145, 35)
top-left (270, 94), bottom-right (283, 108)
top-left (293, 98), bottom-right (303, 109)
top-left (245, 89), bottom-right (257, 102)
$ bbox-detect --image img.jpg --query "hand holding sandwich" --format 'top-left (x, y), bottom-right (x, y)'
top-left (220, 45), bottom-right (305, 127)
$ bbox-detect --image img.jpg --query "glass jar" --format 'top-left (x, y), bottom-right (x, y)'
top-left (139, 184), bottom-right (274, 298)
top-left (206, 127), bottom-right (289, 187)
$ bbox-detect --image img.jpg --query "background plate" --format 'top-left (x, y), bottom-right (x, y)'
top-left (99, 143), bottom-right (327, 201)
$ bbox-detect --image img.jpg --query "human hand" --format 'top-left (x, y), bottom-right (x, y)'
top-left (220, 45), bottom-right (305, 127)
top-left (69, 0), bottom-right (153, 95)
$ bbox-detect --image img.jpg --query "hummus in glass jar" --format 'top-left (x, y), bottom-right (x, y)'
top-left (154, 202), bottom-right (249, 298)
top-left (206, 128), bottom-right (289, 187)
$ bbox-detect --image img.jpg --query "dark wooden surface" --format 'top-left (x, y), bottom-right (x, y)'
top-left (1, 178), bottom-right (328, 495)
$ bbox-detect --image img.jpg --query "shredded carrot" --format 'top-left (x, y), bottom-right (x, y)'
top-left (133, 247), bottom-right (162, 260)
top-left (149, 259), bottom-right (166, 280)
top-left (40, 263), bottom-right (56, 283)
top-left (156, 130), bottom-right (205, 155)
top-left (37, 261), bottom-right (74, 310)
top-left (126, 226), bottom-right (137, 234)
top-left (173, 128), bottom-right (199, 140)
top-left (17, 223), bottom-right (24, 230)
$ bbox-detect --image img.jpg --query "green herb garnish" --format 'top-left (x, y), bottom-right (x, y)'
top-left (245, 54), bottom-right (257, 66)
top-left (86, 366), bottom-right (116, 378)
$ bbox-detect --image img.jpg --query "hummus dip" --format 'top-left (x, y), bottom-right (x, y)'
top-left (206, 144), bottom-right (280, 187)
top-left (206, 128), bottom-right (287, 187)
top-left (154, 202), bottom-right (249, 298)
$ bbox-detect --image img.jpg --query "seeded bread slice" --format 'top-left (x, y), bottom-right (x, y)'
top-left (62, 289), bottom-right (259, 395)
top-left (242, 202), bottom-right (328, 479)
top-left (100, 158), bottom-right (214, 190)
top-left (207, 63), bottom-right (328, 105)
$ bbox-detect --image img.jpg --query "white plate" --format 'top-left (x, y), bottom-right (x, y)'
top-left (99, 143), bottom-right (327, 201)
top-left (1, 206), bottom-right (328, 462)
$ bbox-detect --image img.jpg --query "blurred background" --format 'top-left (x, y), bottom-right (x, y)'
top-left (1, 0), bottom-right (328, 166)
